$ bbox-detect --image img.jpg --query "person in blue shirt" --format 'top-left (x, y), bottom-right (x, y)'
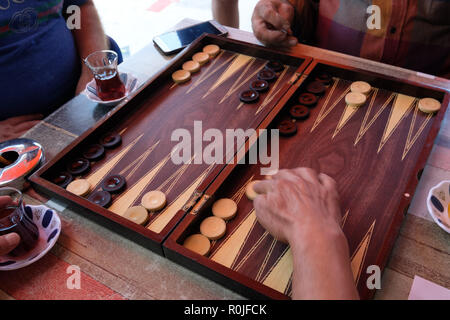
top-left (0, 0), bottom-right (108, 141)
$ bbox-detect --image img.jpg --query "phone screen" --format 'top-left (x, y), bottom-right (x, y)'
top-left (155, 22), bottom-right (223, 53)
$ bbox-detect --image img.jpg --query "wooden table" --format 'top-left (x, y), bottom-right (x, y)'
top-left (0, 19), bottom-right (448, 300)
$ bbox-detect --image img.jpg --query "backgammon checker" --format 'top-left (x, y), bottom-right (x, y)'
top-left (212, 198), bottom-right (237, 221)
top-left (66, 179), bottom-right (91, 197)
top-left (164, 58), bottom-right (449, 300)
top-left (123, 206), bottom-right (149, 225)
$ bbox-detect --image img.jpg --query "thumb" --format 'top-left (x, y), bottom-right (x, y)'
top-left (0, 233), bottom-right (21, 256)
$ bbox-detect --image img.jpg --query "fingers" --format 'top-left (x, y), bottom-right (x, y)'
top-left (6, 114), bottom-right (43, 125)
top-left (0, 196), bottom-right (14, 207)
top-left (253, 18), bottom-right (289, 45)
top-left (292, 167), bottom-right (321, 186)
top-left (318, 173), bottom-right (341, 218)
top-left (257, 1), bottom-right (291, 31)
top-left (0, 233), bottom-right (20, 256)
top-left (253, 180), bottom-right (273, 195)
top-left (278, 2), bottom-right (295, 34)
top-left (252, 0), bottom-right (297, 47)
top-left (318, 173), bottom-right (338, 196)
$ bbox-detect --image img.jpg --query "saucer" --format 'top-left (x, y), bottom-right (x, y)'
top-left (0, 205), bottom-right (61, 271)
top-left (427, 180), bottom-right (450, 234)
top-left (83, 72), bottom-right (139, 107)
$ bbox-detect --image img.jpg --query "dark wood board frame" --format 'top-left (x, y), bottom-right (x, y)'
top-left (164, 59), bottom-right (449, 298)
top-left (30, 34), bottom-right (311, 255)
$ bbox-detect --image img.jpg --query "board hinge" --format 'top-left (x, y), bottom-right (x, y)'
top-left (190, 194), bottom-right (211, 215)
top-left (288, 72), bottom-right (301, 85)
top-left (182, 191), bottom-right (202, 212)
top-left (294, 73), bottom-right (308, 88)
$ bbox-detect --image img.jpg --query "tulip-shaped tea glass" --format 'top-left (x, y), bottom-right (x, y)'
top-left (0, 187), bottom-right (39, 256)
top-left (84, 50), bottom-right (126, 101)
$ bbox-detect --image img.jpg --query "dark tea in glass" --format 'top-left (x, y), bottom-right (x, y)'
top-left (94, 71), bottom-right (126, 101)
top-left (84, 50), bottom-right (126, 101)
top-left (0, 188), bottom-right (39, 256)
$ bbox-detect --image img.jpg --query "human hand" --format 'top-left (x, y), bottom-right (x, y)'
top-left (0, 233), bottom-right (20, 256)
top-left (252, 0), bottom-right (298, 47)
top-left (0, 114), bottom-right (43, 142)
top-left (0, 196), bottom-right (21, 256)
top-left (253, 168), bottom-right (358, 299)
top-left (253, 168), bottom-right (343, 245)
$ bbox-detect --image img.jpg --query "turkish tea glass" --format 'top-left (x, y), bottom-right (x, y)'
top-left (84, 50), bottom-right (126, 101)
top-left (0, 187), bottom-right (39, 256)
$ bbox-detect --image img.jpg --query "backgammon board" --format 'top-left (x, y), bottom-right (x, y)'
top-left (163, 59), bottom-right (449, 299)
top-left (30, 35), bottom-right (310, 255)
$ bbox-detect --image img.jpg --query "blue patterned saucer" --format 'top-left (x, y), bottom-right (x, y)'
top-left (0, 205), bottom-right (61, 271)
top-left (427, 180), bottom-right (450, 234)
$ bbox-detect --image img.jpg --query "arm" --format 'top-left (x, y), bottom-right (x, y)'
top-left (212, 0), bottom-right (240, 28)
top-left (68, 0), bottom-right (108, 94)
top-left (253, 168), bottom-right (359, 300)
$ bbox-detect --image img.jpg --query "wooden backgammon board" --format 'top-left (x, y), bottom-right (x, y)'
top-left (30, 33), bottom-right (449, 299)
top-left (30, 34), bottom-right (310, 255)
top-left (163, 60), bottom-right (449, 299)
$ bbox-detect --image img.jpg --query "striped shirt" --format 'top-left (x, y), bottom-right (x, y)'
top-left (289, 0), bottom-right (450, 78)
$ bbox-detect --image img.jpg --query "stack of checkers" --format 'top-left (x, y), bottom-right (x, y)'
top-left (238, 60), bottom-right (284, 104)
top-left (172, 44), bottom-right (221, 84)
top-left (276, 73), bottom-right (334, 137)
top-left (63, 132), bottom-right (126, 208)
top-left (183, 198), bottom-right (238, 256)
top-left (345, 81), bottom-right (372, 107)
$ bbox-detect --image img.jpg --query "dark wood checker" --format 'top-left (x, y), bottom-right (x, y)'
top-left (164, 60), bottom-right (449, 299)
top-left (30, 34), bottom-right (310, 254)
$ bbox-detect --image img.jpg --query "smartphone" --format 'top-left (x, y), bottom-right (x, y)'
top-left (153, 20), bottom-right (228, 55)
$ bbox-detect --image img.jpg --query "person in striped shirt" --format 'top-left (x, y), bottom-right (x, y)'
top-left (252, 0), bottom-right (450, 78)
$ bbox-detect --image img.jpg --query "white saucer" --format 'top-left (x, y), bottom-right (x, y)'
top-left (83, 72), bottom-right (139, 107)
top-left (0, 205), bottom-right (61, 271)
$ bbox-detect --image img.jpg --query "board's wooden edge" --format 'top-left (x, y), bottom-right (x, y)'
top-left (163, 227), bottom-right (289, 300)
top-left (164, 58), bottom-right (450, 300)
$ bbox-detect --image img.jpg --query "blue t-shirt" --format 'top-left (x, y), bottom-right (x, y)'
top-left (0, 0), bottom-right (87, 120)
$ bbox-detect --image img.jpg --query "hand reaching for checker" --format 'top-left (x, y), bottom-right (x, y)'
top-left (252, 0), bottom-right (298, 47)
top-left (253, 168), bottom-right (343, 244)
top-left (253, 168), bottom-right (359, 299)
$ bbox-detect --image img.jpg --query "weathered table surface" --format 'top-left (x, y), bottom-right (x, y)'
top-left (0, 19), bottom-right (448, 300)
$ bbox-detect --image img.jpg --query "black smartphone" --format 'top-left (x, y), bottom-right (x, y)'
top-left (153, 20), bottom-right (228, 55)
